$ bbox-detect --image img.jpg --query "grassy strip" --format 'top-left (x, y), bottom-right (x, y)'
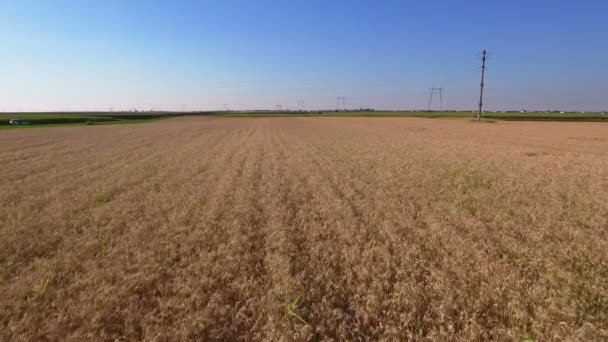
top-left (0, 113), bottom-right (181, 126)
top-left (0, 114), bottom-right (118, 126)
top-left (211, 111), bottom-right (608, 120)
top-left (2, 111), bottom-right (608, 123)
top-left (0, 119), bottom-right (161, 130)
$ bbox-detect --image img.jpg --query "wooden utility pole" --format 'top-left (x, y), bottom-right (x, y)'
top-left (477, 50), bottom-right (487, 121)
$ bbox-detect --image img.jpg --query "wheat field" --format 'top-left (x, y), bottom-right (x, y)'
top-left (1, 117), bottom-right (607, 340)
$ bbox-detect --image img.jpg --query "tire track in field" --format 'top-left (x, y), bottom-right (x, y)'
top-left (262, 124), bottom-right (375, 340)
top-left (266, 123), bottom-right (370, 339)
top-left (171, 126), bottom-right (273, 340)
top-left (215, 122), bottom-right (272, 339)
top-left (229, 120), bottom-right (325, 338)
top-left (304, 140), bottom-right (393, 339)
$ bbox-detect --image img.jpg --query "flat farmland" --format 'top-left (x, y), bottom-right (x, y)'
top-left (1, 118), bottom-right (608, 340)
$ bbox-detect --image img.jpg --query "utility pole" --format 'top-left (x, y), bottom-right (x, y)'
top-left (478, 50), bottom-right (487, 121)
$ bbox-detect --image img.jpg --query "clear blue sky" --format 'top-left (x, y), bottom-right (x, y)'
top-left (1, 0), bottom-right (607, 112)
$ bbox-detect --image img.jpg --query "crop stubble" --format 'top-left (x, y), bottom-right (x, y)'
top-left (1, 118), bottom-right (607, 340)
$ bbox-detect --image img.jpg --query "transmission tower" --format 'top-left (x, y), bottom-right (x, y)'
top-left (336, 96), bottom-right (347, 111)
top-left (276, 104), bottom-right (283, 111)
top-left (297, 101), bottom-right (305, 111)
top-left (427, 88), bottom-right (444, 111)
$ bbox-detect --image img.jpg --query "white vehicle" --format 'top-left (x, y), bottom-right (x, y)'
top-left (9, 119), bottom-right (31, 125)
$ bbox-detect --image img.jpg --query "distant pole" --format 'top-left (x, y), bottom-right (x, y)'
top-left (478, 50), bottom-right (487, 121)
top-left (427, 89), bottom-right (434, 112)
top-left (439, 88), bottom-right (443, 111)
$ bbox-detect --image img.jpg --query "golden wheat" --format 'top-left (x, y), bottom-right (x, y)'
top-left (1, 117), bottom-right (607, 340)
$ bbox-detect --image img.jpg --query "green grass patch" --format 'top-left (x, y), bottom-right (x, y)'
top-left (212, 111), bottom-right (608, 121)
top-left (0, 262), bottom-right (5, 286)
top-left (213, 111), bottom-right (472, 118)
top-left (286, 293), bottom-right (309, 326)
top-left (3, 111), bottom-right (607, 125)
top-left (0, 114), bottom-right (117, 126)
top-left (94, 190), bottom-right (113, 205)
top-left (0, 114), bottom-right (164, 129)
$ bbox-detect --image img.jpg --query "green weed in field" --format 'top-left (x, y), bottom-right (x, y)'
top-left (94, 190), bottom-right (113, 205)
top-left (286, 293), bottom-right (309, 326)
